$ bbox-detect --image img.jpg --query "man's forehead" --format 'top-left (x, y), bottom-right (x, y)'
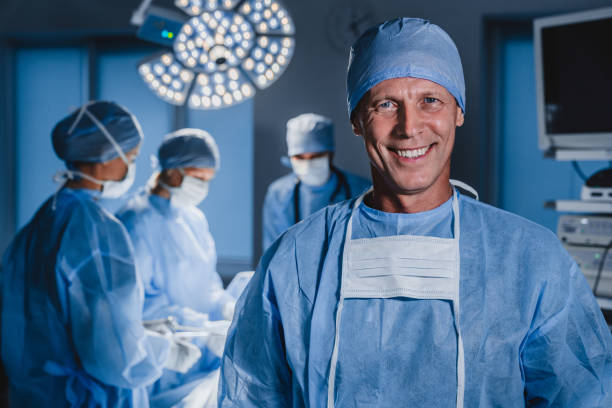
top-left (367, 77), bottom-right (453, 98)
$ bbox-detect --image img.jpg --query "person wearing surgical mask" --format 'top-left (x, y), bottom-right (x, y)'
top-left (219, 18), bottom-right (612, 406)
top-left (262, 113), bottom-right (371, 250)
top-left (0, 101), bottom-right (201, 407)
top-left (117, 128), bottom-right (235, 408)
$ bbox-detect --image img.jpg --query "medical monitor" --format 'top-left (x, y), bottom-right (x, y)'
top-left (534, 7), bottom-right (612, 154)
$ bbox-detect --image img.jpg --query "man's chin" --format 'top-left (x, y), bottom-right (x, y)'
top-left (377, 177), bottom-right (431, 197)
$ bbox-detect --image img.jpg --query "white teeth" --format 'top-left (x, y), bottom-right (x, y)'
top-left (396, 146), bottom-right (430, 159)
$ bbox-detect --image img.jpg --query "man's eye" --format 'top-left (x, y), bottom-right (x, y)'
top-left (377, 101), bottom-right (394, 110)
top-left (424, 97), bottom-right (439, 104)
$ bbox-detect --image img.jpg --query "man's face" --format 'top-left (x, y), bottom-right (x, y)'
top-left (352, 77), bottom-right (464, 197)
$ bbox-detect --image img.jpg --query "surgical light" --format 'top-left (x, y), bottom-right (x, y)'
top-left (139, 52), bottom-right (194, 105)
top-left (135, 0), bottom-right (295, 110)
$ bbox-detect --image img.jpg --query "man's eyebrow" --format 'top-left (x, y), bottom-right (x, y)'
top-left (368, 93), bottom-right (396, 103)
top-left (421, 89), bottom-right (449, 98)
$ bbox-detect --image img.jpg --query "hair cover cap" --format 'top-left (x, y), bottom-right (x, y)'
top-left (158, 128), bottom-right (220, 170)
top-left (286, 113), bottom-right (334, 157)
top-left (52, 101), bottom-right (143, 163)
top-left (347, 17), bottom-right (465, 117)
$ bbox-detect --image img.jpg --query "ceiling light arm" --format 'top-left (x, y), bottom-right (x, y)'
top-left (131, 0), bottom-right (154, 26)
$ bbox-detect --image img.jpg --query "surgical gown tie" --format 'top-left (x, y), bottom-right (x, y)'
top-left (44, 361), bottom-right (108, 407)
top-left (327, 188), bottom-right (465, 408)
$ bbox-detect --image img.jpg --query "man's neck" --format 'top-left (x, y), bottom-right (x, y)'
top-left (64, 178), bottom-right (101, 191)
top-left (366, 171), bottom-right (453, 214)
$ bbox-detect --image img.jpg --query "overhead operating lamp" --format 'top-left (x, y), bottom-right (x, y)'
top-left (132, 0), bottom-right (296, 110)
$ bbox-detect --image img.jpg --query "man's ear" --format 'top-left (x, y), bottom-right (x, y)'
top-left (455, 106), bottom-right (464, 127)
top-left (351, 113), bottom-right (363, 137)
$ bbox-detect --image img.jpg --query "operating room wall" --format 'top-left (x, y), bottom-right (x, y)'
top-left (0, 0), bottom-right (610, 261)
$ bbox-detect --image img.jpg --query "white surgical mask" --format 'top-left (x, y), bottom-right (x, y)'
top-left (291, 155), bottom-right (331, 186)
top-left (100, 162), bottom-right (136, 198)
top-left (161, 169), bottom-right (210, 206)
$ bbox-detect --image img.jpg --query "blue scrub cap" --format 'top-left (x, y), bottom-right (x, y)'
top-left (347, 17), bottom-right (465, 117)
top-left (52, 101), bottom-right (143, 163)
top-left (286, 113), bottom-right (334, 157)
top-left (158, 128), bottom-right (220, 171)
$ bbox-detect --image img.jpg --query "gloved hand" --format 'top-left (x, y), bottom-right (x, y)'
top-left (143, 317), bottom-right (178, 336)
top-left (179, 307), bottom-right (210, 327)
top-left (221, 301), bottom-right (236, 321)
top-left (201, 320), bottom-right (231, 357)
top-left (165, 337), bottom-right (202, 373)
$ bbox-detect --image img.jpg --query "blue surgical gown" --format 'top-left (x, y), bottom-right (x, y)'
top-left (117, 193), bottom-right (234, 407)
top-left (220, 192), bottom-right (612, 407)
top-left (1, 188), bottom-right (170, 408)
top-left (262, 169), bottom-right (370, 250)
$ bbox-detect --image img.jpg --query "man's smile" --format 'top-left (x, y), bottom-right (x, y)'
top-left (389, 144), bottom-right (434, 161)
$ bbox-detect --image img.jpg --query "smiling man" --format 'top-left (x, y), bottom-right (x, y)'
top-left (218, 18), bottom-right (612, 407)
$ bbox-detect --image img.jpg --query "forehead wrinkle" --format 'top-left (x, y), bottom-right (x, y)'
top-left (370, 80), bottom-right (455, 106)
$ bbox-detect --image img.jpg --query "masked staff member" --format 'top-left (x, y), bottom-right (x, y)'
top-left (262, 113), bottom-right (371, 250)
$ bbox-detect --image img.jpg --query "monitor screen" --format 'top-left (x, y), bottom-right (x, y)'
top-left (541, 17), bottom-right (612, 134)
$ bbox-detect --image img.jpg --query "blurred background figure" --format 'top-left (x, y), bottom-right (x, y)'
top-left (262, 113), bottom-right (371, 250)
top-left (0, 101), bottom-right (181, 407)
top-left (117, 128), bottom-right (236, 407)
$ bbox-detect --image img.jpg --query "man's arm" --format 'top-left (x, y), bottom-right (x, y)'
top-left (521, 262), bottom-right (612, 406)
top-left (60, 209), bottom-right (171, 389)
top-left (262, 188), bottom-right (289, 252)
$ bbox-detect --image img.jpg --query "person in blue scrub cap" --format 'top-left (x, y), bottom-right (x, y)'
top-left (1, 101), bottom-right (202, 408)
top-left (219, 18), bottom-right (612, 407)
top-left (117, 128), bottom-right (236, 408)
top-left (262, 113), bottom-right (371, 251)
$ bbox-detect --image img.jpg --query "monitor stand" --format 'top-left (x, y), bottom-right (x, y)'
top-left (581, 167), bottom-right (612, 201)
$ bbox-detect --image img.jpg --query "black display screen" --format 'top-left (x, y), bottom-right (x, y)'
top-left (541, 17), bottom-right (612, 134)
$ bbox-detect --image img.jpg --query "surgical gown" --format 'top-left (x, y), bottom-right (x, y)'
top-left (117, 193), bottom-right (234, 407)
top-left (220, 192), bottom-right (612, 407)
top-left (1, 188), bottom-right (170, 408)
top-left (262, 169), bottom-right (370, 250)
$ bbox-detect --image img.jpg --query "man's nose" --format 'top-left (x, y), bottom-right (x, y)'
top-left (395, 103), bottom-right (424, 137)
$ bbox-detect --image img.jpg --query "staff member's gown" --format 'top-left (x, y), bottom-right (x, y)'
top-left (262, 169), bottom-right (370, 250)
top-left (117, 193), bottom-right (234, 407)
top-left (220, 190), bottom-right (612, 407)
top-left (1, 188), bottom-right (170, 407)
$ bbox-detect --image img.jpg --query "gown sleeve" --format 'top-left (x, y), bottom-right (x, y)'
top-left (262, 185), bottom-right (290, 252)
top-left (521, 261), bottom-right (612, 406)
top-left (121, 206), bottom-right (233, 324)
top-left (58, 204), bottom-right (171, 389)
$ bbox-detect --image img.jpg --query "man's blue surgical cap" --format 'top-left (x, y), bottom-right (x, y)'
top-left (286, 113), bottom-right (334, 157)
top-left (347, 17), bottom-right (465, 117)
top-left (158, 128), bottom-right (220, 170)
top-left (52, 101), bottom-right (143, 163)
